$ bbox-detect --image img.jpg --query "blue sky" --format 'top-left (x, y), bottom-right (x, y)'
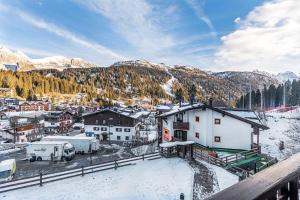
top-left (0, 0), bottom-right (299, 73)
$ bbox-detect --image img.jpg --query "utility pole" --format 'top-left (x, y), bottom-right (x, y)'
top-left (249, 84), bottom-right (252, 110)
top-left (283, 83), bottom-right (286, 107)
top-left (260, 87), bottom-right (263, 110)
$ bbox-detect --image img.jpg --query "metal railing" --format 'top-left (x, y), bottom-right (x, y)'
top-left (0, 152), bottom-right (161, 194)
top-left (206, 153), bottom-right (300, 200)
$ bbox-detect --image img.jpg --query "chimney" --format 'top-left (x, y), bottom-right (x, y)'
top-left (209, 98), bottom-right (213, 107)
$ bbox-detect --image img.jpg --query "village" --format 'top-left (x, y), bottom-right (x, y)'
top-left (0, 95), bottom-right (299, 199)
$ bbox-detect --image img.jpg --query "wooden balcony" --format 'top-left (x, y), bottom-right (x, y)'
top-left (173, 122), bottom-right (189, 130)
top-left (207, 152), bottom-right (300, 200)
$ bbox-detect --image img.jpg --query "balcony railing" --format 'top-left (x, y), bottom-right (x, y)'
top-left (207, 152), bottom-right (300, 200)
top-left (173, 122), bottom-right (189, 130)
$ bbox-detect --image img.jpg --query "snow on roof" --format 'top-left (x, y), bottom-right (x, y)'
top-left (158, 103), bottom-right (203, 117)
top-left (159, 141), bottom-right (195, 148)
top-left (156, 105), bottom-right (172, 110)
top-left (43, 136), bottom-right (95, 141)
top-left (30, 141), bottom-right (70, 145)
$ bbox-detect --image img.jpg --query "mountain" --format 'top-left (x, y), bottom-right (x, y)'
top-left (276, 71), bottom-right (300, 82)
top-left (213, 71), bottom-right (280, 93)
top-left (0, 45), bottom-right (96, 71)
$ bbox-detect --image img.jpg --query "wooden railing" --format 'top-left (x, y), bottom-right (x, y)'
top-left (173, 122), bottom-right (189, 130)
top-left (206, 153), bottom-right (300, 200)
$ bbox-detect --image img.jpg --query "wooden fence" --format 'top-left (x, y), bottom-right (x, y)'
top-left (0, 152), bottom-right (161, 193)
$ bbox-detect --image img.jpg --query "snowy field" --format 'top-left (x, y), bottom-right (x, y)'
top-left (1, 158), bottom-right (194, 200)
top-left (260, 108), bottom-right (300, 160)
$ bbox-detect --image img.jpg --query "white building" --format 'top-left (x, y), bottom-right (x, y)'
top-left (83, 109), bottom-right (148, 142)
top-left (157, 103), bottom-right (268, 150)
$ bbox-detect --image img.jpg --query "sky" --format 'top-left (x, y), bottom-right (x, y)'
top-left (0, 0), bottom-right (299, 73)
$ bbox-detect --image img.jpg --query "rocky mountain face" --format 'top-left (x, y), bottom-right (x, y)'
top-left (276, 71), bottom-right (300, 82)
top-left (213, 71), bottom-right (280, 93)
top-left (0, 46), bottom-right (96, 71)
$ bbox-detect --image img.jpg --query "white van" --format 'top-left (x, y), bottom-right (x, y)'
top-left (26, 141), bottom-right (75, 161)
top-left (42, 136), bottom-right (99, 154)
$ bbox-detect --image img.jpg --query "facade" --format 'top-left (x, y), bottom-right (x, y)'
top-left (19, 101), bottom-right (51, 112)
top-left (83, 109), bottom-right (142, 142)
top-left (15, 124), bottom-right (40, 142)
top-left (157, 103), bottom-right (268, 150)
top-left (44, 111), bottom-right (73, 133)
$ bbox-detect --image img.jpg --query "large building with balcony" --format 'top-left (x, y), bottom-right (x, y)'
top-left (83, 108), bottom-right (147, 142)
top-left (157, 103), bottom-right (268, 150)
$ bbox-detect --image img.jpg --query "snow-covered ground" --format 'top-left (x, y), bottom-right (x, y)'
top-left (0, 147), bottom-right (21, 155)
top-left (1, 158), bottom-right (194, 200)
top-left (161, 73), bottom-right (176, 97)
top-left (260, 108), bottom-right (300, 160)
top-left (199, 161), bottom-right (238, 191)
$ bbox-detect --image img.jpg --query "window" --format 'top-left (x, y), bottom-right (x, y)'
top-left (175, 113), bottom-right (183, 122)
top-left (116, 128), bottom-right (122, 132)
top-left (124, 128), bottom-right (130, 132)
top-left (214, 119), bottom-right (221, 125)
top-left (102, 120), bottom-right (106, 124)
top-left (51, 122), bottom-right (55, 125)
top-left (101, 127), bottom-right (107, 131)
top-left (125, 136), bottom-right (129, 140)
top-left (195, 132), bottom-right (199, 138)
top-left (93, 127), bottom-right (99, 131)
top-left (195, 116), bottom-right (200, 122)
top-left (117, 136), bottom-right (121, 140)
top-left (214, 136), bottom-right (221, 142)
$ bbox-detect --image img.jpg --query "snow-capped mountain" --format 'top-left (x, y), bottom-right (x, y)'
top-left (0, 45), bottom-right (96, 71)
top-left (213, 71), bottom-right (280, 93)
top-left (276, 71), bottom-right (300, 82)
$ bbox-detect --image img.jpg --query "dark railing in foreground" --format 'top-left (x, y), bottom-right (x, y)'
top-left (0, 152), bottom-right (161, 193)
top-left (207, 153), bottom-right (300, 200)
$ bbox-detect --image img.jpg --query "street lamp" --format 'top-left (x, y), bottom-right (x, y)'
top-left (108, 117), bottom-right (113, 145)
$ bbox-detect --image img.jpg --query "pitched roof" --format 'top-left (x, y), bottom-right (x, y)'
top-left (157, 104), bottom-right (269, 130)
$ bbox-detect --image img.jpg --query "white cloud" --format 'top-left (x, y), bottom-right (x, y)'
top-left (186, 0), bottom-right (216, 38)
top-left (77, 0), bottom-right (176, 54)
top-left (0, 3), bottom-right (125, 62)
top-left (215, 0), bottom-right (300, 73)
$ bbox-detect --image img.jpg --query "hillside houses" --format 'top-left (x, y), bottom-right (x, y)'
top-left (157, 103), bottom-right (268, 151)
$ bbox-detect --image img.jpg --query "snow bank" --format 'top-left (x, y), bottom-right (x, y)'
top-left (260, 108), bottom-right (300, 160)
top-left (1, 158), bottom-right (194, 200)
top-left (0, 147), bottom-right (21, 155)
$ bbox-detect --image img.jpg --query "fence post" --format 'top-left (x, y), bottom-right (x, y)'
top-left (81, 166), bottom-right (84, 176)
top-left (39, 172), bottom-right (43, 187)
top-left (142, 154), bottom-right (144, 161)
top-left (114, 160), bottom-right (118, 170)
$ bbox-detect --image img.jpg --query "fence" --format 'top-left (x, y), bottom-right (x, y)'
top-left (0, 152), bottom-right (161, 193)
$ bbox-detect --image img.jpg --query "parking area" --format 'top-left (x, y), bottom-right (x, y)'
top-left (0, 144), bottom-right (136, 180)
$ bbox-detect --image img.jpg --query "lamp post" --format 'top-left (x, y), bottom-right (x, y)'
top-left (108, 117), bottom-right (113, 145)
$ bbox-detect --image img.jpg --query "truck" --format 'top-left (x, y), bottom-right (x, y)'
top-left (42, 136), bottom-right (99, 154)
top-left (0, 159), bottom-right (16, 182)
top-left (26, 141), bottom-right (75, 161)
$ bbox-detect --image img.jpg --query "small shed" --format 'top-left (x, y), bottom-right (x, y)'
top-left (159, 141), bottom-right (195, 159)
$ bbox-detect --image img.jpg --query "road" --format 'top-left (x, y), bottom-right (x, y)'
top-left (0, 144), bottom-right (134, 180)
